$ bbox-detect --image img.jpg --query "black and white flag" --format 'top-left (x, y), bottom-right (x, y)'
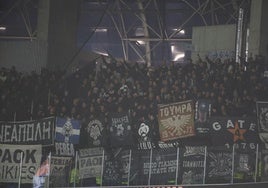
top-left (80, 118), bottom-right (106, 148)
top-left (109, 113), bottom-right (134, 147)
top-left (181, 146), bottom-right (206, 184)
top-left (205, 146), bottom-right (233, 184)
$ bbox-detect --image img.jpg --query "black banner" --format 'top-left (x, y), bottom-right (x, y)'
top-left (233, 145), bottom-right (257, 183)
top-left (109, 113), bottom-right (134, 147)
top-left (209, 117), bottom-right (259, 146)
top-left (181, 146), bottom-right (206, 184)
top-left (0, 117), bottom-right (54, 145)
top-left (129, 150), bottom-right (150, 186)
top-left (194, 99), bottom-right (211, 136)
top-left (257, 101), bottom-right (268, 133)
top-left (80, 118), bottom-right (107, 148)
top-left (150, 148), bottom-right (177, 185)
top-left (135, 120), bottom-right (156, 150)
top-left (261, 149), bottom-right (268, 181)
top-left (49, 156), bottom-right (72, 187)
top-left (102, 149), bottom-right (131, 186)
top-left (129, 148), bottom-right (178, 186)
top-left (205, 146), bottom-right (233, 184)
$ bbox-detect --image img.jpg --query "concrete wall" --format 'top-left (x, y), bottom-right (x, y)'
top-left (0, 0), bottom-right (80, 72)
top-left (0, 40), bottom-right (47, 72)
top-left (248, 0), bottom-right (268, 61)
top-left (191, 24), bottom-right (236, 63)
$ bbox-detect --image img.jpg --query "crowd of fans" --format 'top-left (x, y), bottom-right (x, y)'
top-left (0, 56), bottom-right (267, 126)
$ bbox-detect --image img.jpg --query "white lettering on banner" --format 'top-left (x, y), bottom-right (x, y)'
top-left (55, 142), bottom-right (74, 156)
top-left (143, 160), bottom-right (177, 175)
top-left (184, 146), bottom-right (205, 156)
top-left (0, 120), bottom-right (52, 144)
top-left (111, 116), bottom-right (129, 124)
top-left (0, 144), bottom-right (41, 184)
top-left (212, 119), bottom-right (250, 131)
top-left (159, 102), bottom-right (192, 118)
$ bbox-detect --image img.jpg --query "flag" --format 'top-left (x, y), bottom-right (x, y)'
top-left (55, 117), bottom-right (81, 144)
top-left (209, 117), bottom-right (259, 146)
top-left (194, 99), bottom-right (211, 136)
top-left (109, 113), bottom-right (134, 147)
top-left (80, 118), bottom-right (107, 148)
top-left (158, 100), bottom-right (195, 142)
top-left (257, 101), bottom-right (268, 133)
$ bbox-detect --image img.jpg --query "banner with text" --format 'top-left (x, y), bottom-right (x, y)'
top-left (233, 146), bottom-right (257, 183)
top-left (158, 100), bottom-right (195, 142)
top-left (135, 119), bottom-right (156, 150)
top-left (0, 144), bottom-right (42, 183)
top-left (181, 146), bottom-right (206, 184)
top-left (0, 117), bottom-right (54, 145)
top-left (129, 149), bottom-right (150, 186)
top-left (79, 147), bottom-right (103, 179)
top-left (49, 156), bottom-right (72, 187)
top-left (109, 113), bottom-right (134, 147)
top-left (150, 148), bottom-right (178, 185)
top-left (209, 117), bottom-right (259, 146)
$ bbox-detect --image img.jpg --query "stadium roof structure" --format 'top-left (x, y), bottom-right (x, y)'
top-left (0, 0), bottom-right (250, 66)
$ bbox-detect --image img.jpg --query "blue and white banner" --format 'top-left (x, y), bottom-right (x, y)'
top-left (55, 117), bottom-right (81, 144)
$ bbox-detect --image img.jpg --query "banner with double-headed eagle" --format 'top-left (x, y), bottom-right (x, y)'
top-left (158, 100), bottom-right (195, 142)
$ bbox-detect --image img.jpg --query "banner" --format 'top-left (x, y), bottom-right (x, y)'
top-left (54, 142), bottom-right (75, 156)
top-left (257, 101), bottom-right (268, 133)
top-left (79, 147), bottom-right (103, 179)
top-left (210, 117), bottom-right (259, 146)
top-left (80, 118), bottom-right (106, 148)
top-left (0, 144), bottom-right (42, 184)
top-left (0, 117), bottom-right (54, 145)
top-left (102, 149), bottom-right (131, 186)
top-left (194, 99), bottom-right (211, 135)
top-left (109, 113), bottom-right (134, 147)
top-left (158, 100), bottom-right (195, 142)
top-left (49, 156), bottom-right (72, 187)
top-left (261, 149), bottom-right (268, 181)
top-left (55, 117), bottom-right (81, 144)
top-left (181, 146), bottom-right (206, 184)
top-left (135, 120), bottom-right (156, 150)
top-left (150, 148), bottom-right (178, 185)
top-left (129, 150), bottom-right (150, 186)
top-left (205, 146), bottom-right (233, 184)
top-left (233, 146), bottom-right (257, 183)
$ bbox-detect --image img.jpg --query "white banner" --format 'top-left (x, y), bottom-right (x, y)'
top-left (79, 147), bottom-right (103, 179)
top-left (0, 144), bottom-right (42, 183)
